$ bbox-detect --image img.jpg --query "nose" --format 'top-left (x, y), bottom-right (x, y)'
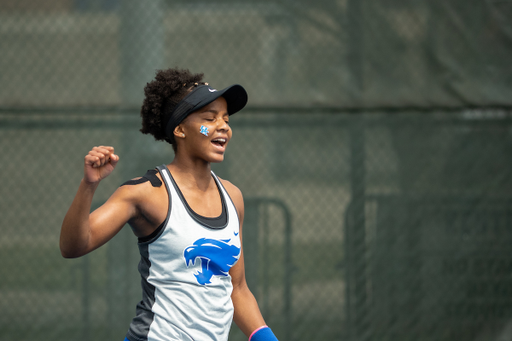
top-left (217, 118), bottom-right (230, 132)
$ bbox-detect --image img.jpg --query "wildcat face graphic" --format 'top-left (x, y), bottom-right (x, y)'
top-left (183, 238), bottom-right (241, 285)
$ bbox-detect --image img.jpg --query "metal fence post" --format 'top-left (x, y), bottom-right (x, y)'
top-left (107, 1), bottom-right (165, 336)
top-left (244, 198), bottom-right (293, 341)
top-left (346, 116), bottom-right (369, 341)
top-left (119, 0), bottom-right (164, 107)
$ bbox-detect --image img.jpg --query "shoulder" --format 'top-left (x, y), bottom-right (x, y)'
top-left (218, 177), bottom-right (244, 212)
top-left (114, 170), bottom-right (164, 205)
top-left (111, 178), bottom-right (153, 205)
top-left (120, 169), bottom-right (163, 188)
top-left (111, 170), bottom-right (168, 232)
top-left (89, 174), bottom-right (163, 232)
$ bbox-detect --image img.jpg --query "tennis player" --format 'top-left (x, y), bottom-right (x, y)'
top-left (60, 68), bottom-right (278, 341)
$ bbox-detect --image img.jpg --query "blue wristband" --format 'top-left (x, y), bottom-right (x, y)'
top-left (249, 326), bottom-right (278, 341)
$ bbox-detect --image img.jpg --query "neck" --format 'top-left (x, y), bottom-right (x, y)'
top-left (168, 155), bottom-right (213, 191)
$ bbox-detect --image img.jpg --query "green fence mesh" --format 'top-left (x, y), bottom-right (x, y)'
top-left (1, 1), bottom-right (512, 341)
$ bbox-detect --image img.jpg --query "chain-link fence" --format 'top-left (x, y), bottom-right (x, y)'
top-left (1, 1), bottom-right (512, 341)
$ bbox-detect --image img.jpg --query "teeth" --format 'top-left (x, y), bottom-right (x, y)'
top-left (213, 138), bottom-right (226, 143)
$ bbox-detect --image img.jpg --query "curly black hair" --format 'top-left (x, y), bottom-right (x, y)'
top-left (140, 68), bottom-right (205, 147)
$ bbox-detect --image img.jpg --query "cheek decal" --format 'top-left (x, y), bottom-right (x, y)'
top-left (200, 125), bottom-right (209, 137)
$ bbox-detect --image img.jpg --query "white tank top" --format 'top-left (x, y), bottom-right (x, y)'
top-left (126, 165), bottom-right (241, 341)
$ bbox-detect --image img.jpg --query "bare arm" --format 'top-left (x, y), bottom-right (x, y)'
top-left (60, 146), bottom-right (134, 258)
top-left (231, 249), bottom-right (267, 337)
top-left (224, 181), bottom-right (267, 336)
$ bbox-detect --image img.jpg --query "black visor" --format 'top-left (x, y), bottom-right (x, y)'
top-left (163, 84), bottom-right (248, 140)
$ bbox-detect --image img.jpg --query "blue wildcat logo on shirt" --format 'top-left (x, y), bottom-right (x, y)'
top-left (183, 238), bottom-right (241, 285)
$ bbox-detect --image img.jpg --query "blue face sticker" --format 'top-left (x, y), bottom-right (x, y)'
top-left (200, 125), bottom-right (209, 137)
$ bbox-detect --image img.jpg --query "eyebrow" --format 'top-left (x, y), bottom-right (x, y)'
top-left (199, 109), bottom-right (229, 116)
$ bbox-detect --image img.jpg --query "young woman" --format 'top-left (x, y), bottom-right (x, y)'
top-left (60, 68), bottom-right (278, 341)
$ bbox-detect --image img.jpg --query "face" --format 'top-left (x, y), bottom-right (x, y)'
top-left (174, 97), bottom-right (232, 163)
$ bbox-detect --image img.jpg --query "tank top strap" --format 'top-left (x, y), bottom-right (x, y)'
top-left (156, 164), bottom-right (183, 215)
top-left (210, 170), bottom-right (240, 227)
top-left (156, 164), bottom-right (177, 201)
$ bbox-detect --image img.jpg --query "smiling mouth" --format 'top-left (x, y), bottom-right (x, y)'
top-left (212, 138), bottom-right (227, 148)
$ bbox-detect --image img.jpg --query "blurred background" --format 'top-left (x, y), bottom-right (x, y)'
top-left (1, 1), bottom-right (512, 340)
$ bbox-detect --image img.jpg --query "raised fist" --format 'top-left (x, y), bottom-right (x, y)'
top-left (83, 146), bottom-right (119, 184)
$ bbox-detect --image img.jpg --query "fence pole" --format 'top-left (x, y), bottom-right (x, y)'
top-left (346, 1), bottom-right (370, 340)
top-left (119, 0), bottom-right (164, 107)
top-left (346, 117), bottom-right (370, 341)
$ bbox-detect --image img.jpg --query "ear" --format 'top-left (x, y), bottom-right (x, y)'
top-left (174, 125), bottom-right (186, 139)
